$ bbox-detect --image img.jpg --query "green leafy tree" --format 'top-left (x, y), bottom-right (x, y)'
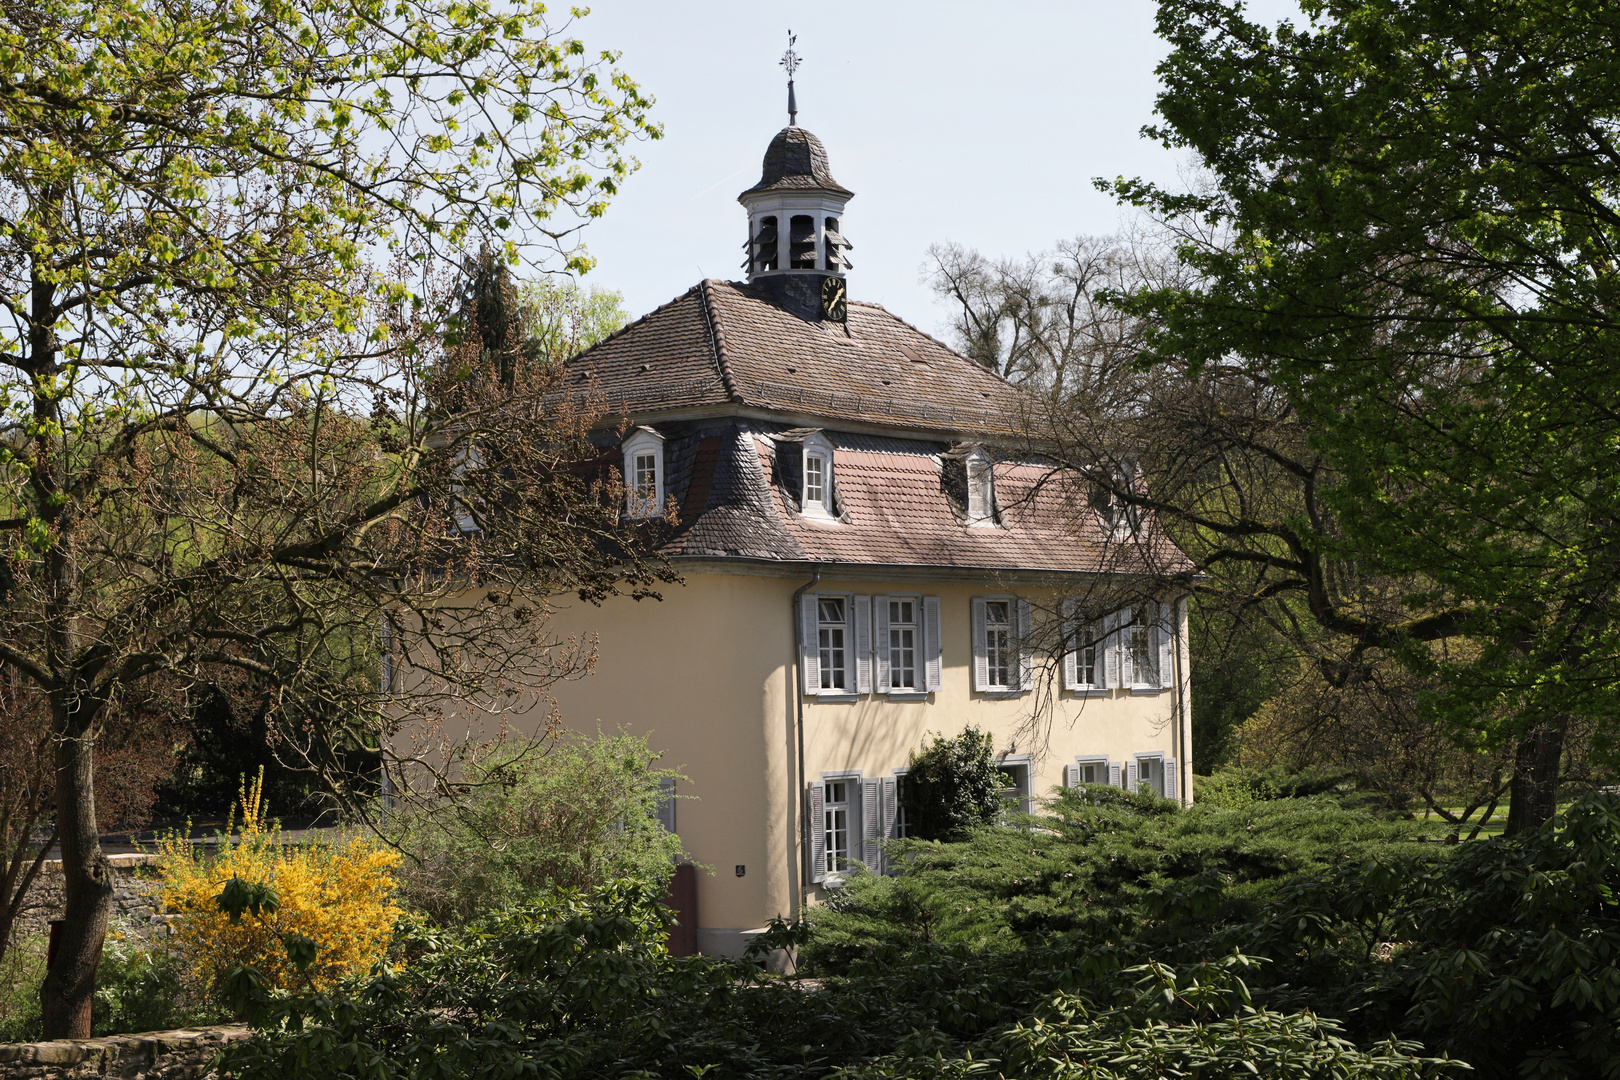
top-left (1106, 0), bottom-right (1620, 830)
top-left (391, 730), bottom-right (686, 926)
top-left (900, 728), bottom-right (1007, 842)
top-left (0, 0), bottom-right (661, 1037)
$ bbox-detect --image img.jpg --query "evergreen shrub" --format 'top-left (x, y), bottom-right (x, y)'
top-left (900, 727), bottom-right (1006, 841)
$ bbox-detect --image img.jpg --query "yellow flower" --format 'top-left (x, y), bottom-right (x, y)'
top-left (155, 770), bottom-right (401, 992)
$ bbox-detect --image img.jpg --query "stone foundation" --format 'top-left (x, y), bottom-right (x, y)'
top-left (0, 1025), bottom-right (247, 1079)
top-left (12, 858), bottom-right (169, 944)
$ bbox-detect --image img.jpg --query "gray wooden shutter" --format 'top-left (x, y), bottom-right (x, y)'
top-left (1164, 758), bottom-right (1178, 803)
top-left (1060, 599), bottom-right (1079, 691)
top-left (808, 782), bottom-right (826, 883)
top-left (1126, 759), bottom-right (1139, 792)
top-left (1120, 607), bottom-right (1136, 688)
top-left (923, 596), bottom-right (943, 692)
top-left (801, 593), bottom-right (820, 695)
top-left (1158, 600), bottom-right (1174, 690)
top-left (971, 596), bottom-right (989, 690)
top-left (1064, 763), bottom-right (1078, 788)
top-left (862, 778), bottom-right (882, 870)
top-left (1103, 610), bottom-right (1121, 688)
top-left (882, 777), bottom-right (898, 839)
top-left (655, 777), bottom-right (676, 833)
top-left (854, 595), bottom-right (873, 694)
top-left (1109, 760), bottom-right (1122, 788)
top-left (1017, 597), bottom-right (1034, 692)
top-left (873, 595), bottom-right (891, 692)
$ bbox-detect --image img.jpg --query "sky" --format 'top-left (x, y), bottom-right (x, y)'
top-left (555, 1), bottom-right (1301, 340)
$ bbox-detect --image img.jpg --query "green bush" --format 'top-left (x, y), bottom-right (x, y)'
top-left (899, 727), bottom-right (1006, 841)
top-left (391, 729), bottom-right (686, 925)
top-left (806, 787), bottom-right (1435, 970)
top-left (216, 883), bottom-right (1456, 1080)
top-left (93, 922), bottom-right (224, 1036)
top-left (0, 932), bottom-right (45, 1042)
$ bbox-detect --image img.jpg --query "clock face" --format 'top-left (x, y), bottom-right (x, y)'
top-left (821, 276), bottom-right (848, 322)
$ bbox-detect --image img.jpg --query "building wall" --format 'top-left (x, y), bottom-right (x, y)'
top-left (403, 569), bottom-right (1190, 955)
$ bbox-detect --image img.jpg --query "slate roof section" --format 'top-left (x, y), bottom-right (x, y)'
top-left (567, 280), bottom-right (1030, 438)
top-left (644, 419), bottom-right (1190, 577)
top-left (737, 126), bottom-right (854, 200)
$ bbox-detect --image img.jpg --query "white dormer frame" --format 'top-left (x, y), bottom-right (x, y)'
top-left (622, 426), bottom-right (665, 519)
top-left (800, 431), bottom-right (837, 521)
top-left (965, 447), bottom-right (996, 527)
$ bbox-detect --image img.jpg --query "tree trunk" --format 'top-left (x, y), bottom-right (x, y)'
top-left (1503, 716), bottom-right (1568, 836)
top-left (39, 725), bottom-right (110, 1040)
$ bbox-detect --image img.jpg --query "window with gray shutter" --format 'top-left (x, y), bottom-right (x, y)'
top-left (1126, 758), bottom-right (1139, 792)
top-left (807, 782), bottom-right (825, 883)
top-left (1016, 598), bottom-right (1034, 691)
top-left (873, 594), bottom-right (891, 690)
top-left (862, 778), bottom-right (882, 870)
top-left (1109, 760), bottom-right (1123, 788)
top-left (1158, 600), bottom-right (1175, 692)
top-left (923, 596), bottom-right (943, 692)
top-left (1164, 757), bottom-right (1179, 804)
top-left (654, 777), bottom-right (676, 834)
top-left (882, 777), bottom-right (898, 839)
top-left (1064, 763), bottom-right (1079, 787)
top-left (1103, 610), bottom-right (1122, 688)
top-left (854, 595), bottom-right (873, 694)
top-left (970, 596), bottom-right (989, 690)
top-left (800, 594), bottom-right (820, 694)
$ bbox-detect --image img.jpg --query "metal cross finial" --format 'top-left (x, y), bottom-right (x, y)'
top-left (780, 31), bottom-right (800, 125)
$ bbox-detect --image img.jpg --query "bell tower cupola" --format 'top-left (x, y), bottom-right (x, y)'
top-left (739, 35), bottom-right (854, 290)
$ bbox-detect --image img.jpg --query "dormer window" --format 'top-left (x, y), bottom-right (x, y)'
top-left (966, 448), bottom-right (996, 527)
top-left (782, 429), bottom-right (837, 521)
top-left (621, 426), bottom-right (665, 519)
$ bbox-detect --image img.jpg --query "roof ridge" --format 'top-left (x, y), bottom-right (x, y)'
top-left (563, 283), bottom-right (705, 369)
top-left (700, 279), bottom-right (741, 403)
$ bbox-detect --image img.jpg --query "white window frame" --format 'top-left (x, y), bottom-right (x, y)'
top-left (621, 426), bottom-right (665, 519)
top-left (972, 595), bottom-right (1033, 695)
top-left (888, 768), bottom-right (910, 840)
top-left (801, 592), bottom-right (869, 697)
top-left (1120, 601), bottom-right (1171, 693)
top-left (817, 594), bottom-right (852, 694)
top-left (996, 753), bottom-right (1034, 817)
top-left (814, 770), bottom-right (865, 884)
top-left (879, 594), bottom-right (922, 695)
top-left (1061, 599), bottom-right (1107, 695)
top-left (965, 447), bottom-right (996, 527)
top-left (799, 431), bottom-right (837, 521)
top-left (1070, 756), bottom-right (1111, 788)
top-left (1132, 753), bottom-right (1168, 798)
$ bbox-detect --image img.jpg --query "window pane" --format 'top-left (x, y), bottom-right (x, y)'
top-left (805, 455), bottom-right (824, 505)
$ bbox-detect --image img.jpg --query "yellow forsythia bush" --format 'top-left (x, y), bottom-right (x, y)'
top-left (156, 772), bottom-right (402, 992)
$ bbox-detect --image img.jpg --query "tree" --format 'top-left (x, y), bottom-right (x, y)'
top-left (900, 728), bottom-right (1007, 842)
top-left (390, 730), bottom-right (685, 926)
top-left (0, 0), bottom-right (661, 1037)
top-left (1105, 0), bottom-right (1620, 830)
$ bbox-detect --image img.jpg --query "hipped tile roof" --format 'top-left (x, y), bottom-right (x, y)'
top-left (571, 278), bottom-right (1188, 578)
top-left (566, 280), bottom-right (1030, 438)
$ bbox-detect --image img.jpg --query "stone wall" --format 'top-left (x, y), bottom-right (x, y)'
top-left (12, 857), bottom-right (169, 944)
top-left (0, 1026), bottom-right (248, 1080)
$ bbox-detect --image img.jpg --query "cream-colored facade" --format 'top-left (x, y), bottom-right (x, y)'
top-left (400, 117), bottom-right (1197, 959)
top-left (516, 565), bottom-right (1192, 957)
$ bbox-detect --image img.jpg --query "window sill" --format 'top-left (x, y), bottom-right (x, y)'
top-left (808, 691), bottom-right (861, 701)
top-left (1068, 688), bottom-right (1109, 697)
top-left (1129, 686), bottom-right (1167, 696)
top-left (978, 689), bottom-right (1025, 699)
top-left (882, 691), bottom-right (931, 701)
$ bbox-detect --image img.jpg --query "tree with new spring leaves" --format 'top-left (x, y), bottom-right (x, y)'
top-left (1101, 0), bottom-right (1620, 827)
top-left (0, 0), bottom-right (662, 1037)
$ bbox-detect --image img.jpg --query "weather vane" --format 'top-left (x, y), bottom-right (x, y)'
top-left (780, 31), bottom-right (800, 126)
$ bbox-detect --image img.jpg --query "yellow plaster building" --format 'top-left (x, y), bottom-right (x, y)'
top-left (422, 119), bottom-right (1194, 959)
